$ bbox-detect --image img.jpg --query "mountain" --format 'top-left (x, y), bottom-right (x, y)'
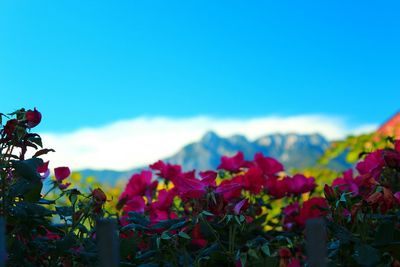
top-left (78, 132), bottom-right (349, 185)
top-left (165, 131), bottom-right (347, 171)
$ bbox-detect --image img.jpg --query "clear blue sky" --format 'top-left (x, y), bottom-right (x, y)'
top-left (1, 1), bottom-right (399, 132)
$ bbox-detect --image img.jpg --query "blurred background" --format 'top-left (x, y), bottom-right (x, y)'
top-left (1, 1), bottom-right (399, 187)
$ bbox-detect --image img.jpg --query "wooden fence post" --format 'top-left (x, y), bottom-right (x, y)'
top-left (306, 218), bottom-right (327, 267)
top-left (97, 219), bottom-right (119, 267)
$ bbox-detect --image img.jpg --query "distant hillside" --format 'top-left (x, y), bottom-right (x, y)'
top-left (78, 132), bottom-right (349, 185)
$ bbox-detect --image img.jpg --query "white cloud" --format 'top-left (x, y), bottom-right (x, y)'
top-left (38, 115), bottom-right (377, 171)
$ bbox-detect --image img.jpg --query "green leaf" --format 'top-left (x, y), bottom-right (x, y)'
top-left (121, 223), bottom-right (150, 232)
top-left (12, 158), bottom-right (43, 181)
top-left (161, 232), bottom-right (171, 240)
top-left (55, 206), bottom-right (73, 217)
top-left (127, 212), bottom-right (150, 226)
top-left (248, 248), bottom-right (259, 259)
top-left (261, 243), bottom-right (271, 256)
top-left (353, 243), bottom-right (380, 267)
top-left (178, 231), bottom-right (191, 240)
top-left (201, 210), bottom-right (214, 217)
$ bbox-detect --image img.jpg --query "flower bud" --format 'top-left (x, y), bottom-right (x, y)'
top-left (25, 108), bottom-right (42, 128)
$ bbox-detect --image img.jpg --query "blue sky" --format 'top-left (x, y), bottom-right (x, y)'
top-left (1, 1), bottom-right (399, 133)
top-left (1, 1), bottom-right (399, 170)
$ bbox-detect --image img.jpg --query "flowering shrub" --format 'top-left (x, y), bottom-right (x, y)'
top-left (117, 145), bottom-right (400, 266)
top-left (0, 109), bottom-right (109, 266)
top-left (1, 108), bottom-right (400, 266)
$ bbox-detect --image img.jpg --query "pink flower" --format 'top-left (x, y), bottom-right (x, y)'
top-left (296, 197), bottom-right (328, 227)
top-left (149, 189), bottom-right (177, 211)
top-left (25, 108), bottom-right (42, 128)
top-left (54, 167), bottom-right (70, 182)
top-left (242, 166), bottom-right (265, 194)
top-left (332, 170), bottom-right (359, 196)
top-left (254, 152), bottom-right (284, 177)
top-left (265, 178), bottom-right (288, 199)
top-left (124, 196), bottom-right (146, 213)
top-left (285, 174), bottom-right (316, 196)
top-left (283, 203), bottom-right (300, 217)
top-left (172, 174), bottom-right (207, 199)
top-left (37, 161), bottom-right (50, 180)
top-left (216, 179), bottom-right (242, 201)
top-left (356, 150), bottom-right (384, 179)
top-left (199, 171), bottom-right (217, 187)
top-left (119, 170), bottom-right (157, 202)
top-left (150, 160), bottom-right (182, 181)
top-left (218, 152), bottom-right (248, 172)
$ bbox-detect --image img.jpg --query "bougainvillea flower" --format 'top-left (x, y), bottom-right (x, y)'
top-left (242, 166), bottom-right (265, 194)
top-left (254, 152), bottom-right (284, 177)
top-left (356, 150), bottom-right (384, 179)
top-left (54, 167), bottom-right (71, 182)
top-left (332, 170), bottom-right (359, 196)
top-left (172, 175), bottom-right (207, 199)
top-left (25, 108), bottom-right (42, 128)
top-left (216, 179), bottom-right (242, 201)
top-left (150, 189), bottom-right (177, 211)
top-left (199, 170), bottom-right (217, 187)
top-left (284, 174), bottom-right (316, 196)
top-left (265, 177), bottom-right (288, 199)
top-left (283, 203), bottom-right (300, 217)
top-left (37, 161), bottom-right (50, 179)
top-left (296, 197), bottom-right (328, 226)
top-left (217, 151), bottom-right (248, 172)
top-left (233, 199), bottom-right (249, 215)
top-left (119, 170), bottom-right (157, 203)
top-left (150, 160), bottom-right (182, 181)
top-left (123, 196), bottom-right (146, 213)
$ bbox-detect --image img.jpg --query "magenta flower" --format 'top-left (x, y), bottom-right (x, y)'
top-left (295, 197), bottom-right (328, 227)
top-left (150, 160), bottom-right (182, 181)
top-left (265, 177), bottom-right (288, 199)
top-left (199, 170), bottom-right (217, 187)
top-left (254, 152), bottom-right (284, 177)
top-left (120, 170), bottom-right (156, 201)
top-left (242, 166), bottom-right (265, 194)
top-left (25, 108), bottom-right (42, 128)
top-left (54, 167), bottom-right (70, 182)
top-left (284, 174), bottom-right (316, 196)
top-left (217, 152), bottom-right (248, 172)
top-left (283, 202), bottom-right (300, 217)
top-left (124, 196), bottom-right (146, 213)
top-left (332, 169), bottom-right (359, 196)
top-left (356, 150), bottom-right (384, 179)
top-left (216, 179), bottom-right (242, 201)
